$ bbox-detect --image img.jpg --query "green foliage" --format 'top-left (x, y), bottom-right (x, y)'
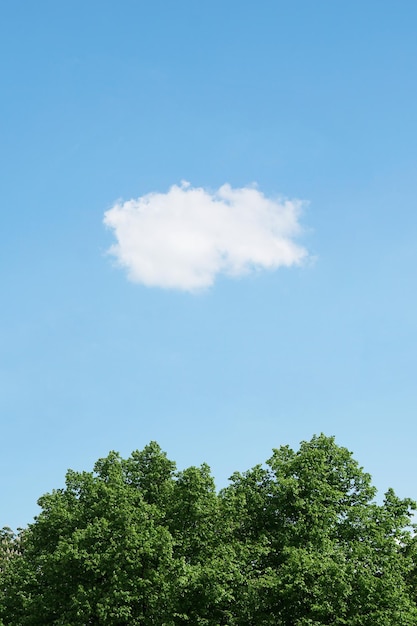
top-left (220, 435), bottom-right (417, 625)
top-left (1, 435), bottom-right (416, 625)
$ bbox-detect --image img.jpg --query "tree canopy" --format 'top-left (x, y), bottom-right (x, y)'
top-left (1, 435), bottom-right (416, 625)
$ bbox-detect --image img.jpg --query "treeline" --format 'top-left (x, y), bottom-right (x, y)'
top-left (1, 434), bottom-right (417, 625)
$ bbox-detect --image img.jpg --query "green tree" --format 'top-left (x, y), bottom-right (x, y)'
top-left (2, 447), bottom-right (180, 625)
top-left (167, 463), bottom-right (237, 625)
top-left (221, 434), bottom-right (417, 625)
top-left (1, 435), bottom-right (416, 625)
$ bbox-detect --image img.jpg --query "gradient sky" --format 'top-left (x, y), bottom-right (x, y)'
top-left (2, 1), bottom-right (417, 530)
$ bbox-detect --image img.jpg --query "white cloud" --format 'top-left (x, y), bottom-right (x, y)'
top-left (103, 182), bottom-right (308, 292)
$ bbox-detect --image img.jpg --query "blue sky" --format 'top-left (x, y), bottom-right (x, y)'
top-left (2, 1), bottom-right (417, 529)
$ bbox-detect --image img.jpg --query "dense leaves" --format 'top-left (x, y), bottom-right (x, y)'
top-left (1, 435), bottom-right (417, 624)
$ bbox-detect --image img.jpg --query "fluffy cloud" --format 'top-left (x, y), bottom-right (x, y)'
top-left (103, 182), bottom-right (308, 291)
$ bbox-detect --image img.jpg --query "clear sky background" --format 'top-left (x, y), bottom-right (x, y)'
top-left (1, 1), bottom-right (417, 530)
